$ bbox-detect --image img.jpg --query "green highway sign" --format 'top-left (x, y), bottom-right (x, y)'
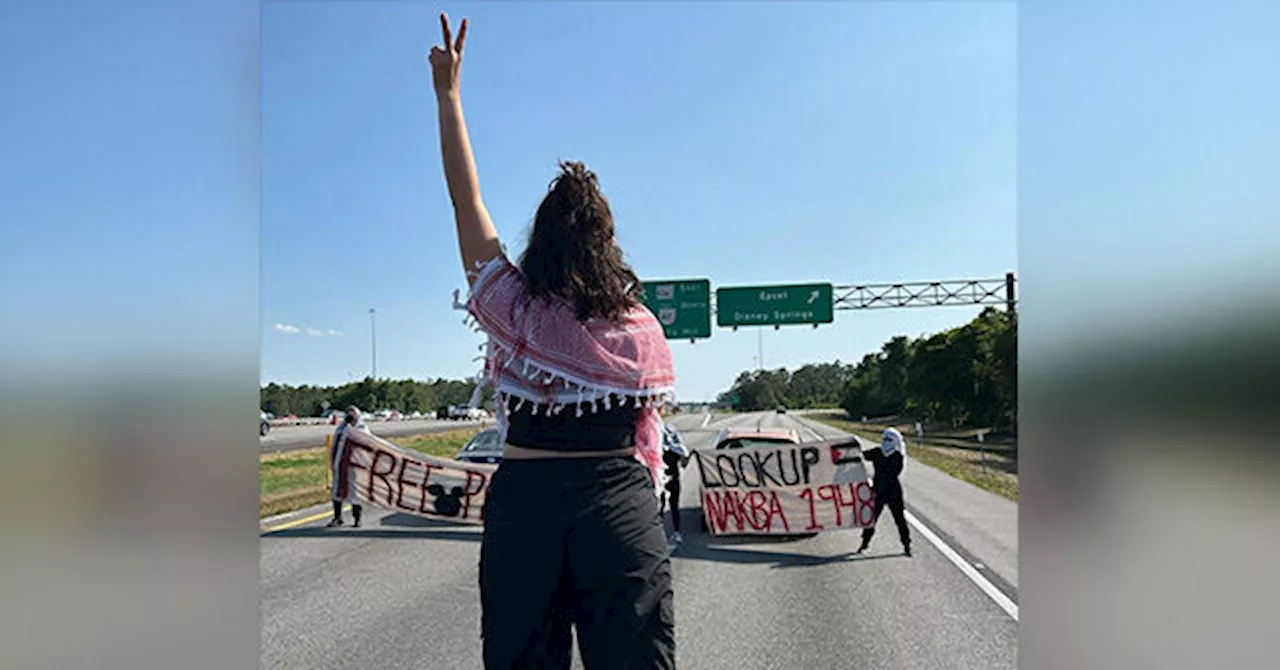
top-left (716, 283), bottom-right (835, 327)
top-left (641, 279), bottom-right (712, 340)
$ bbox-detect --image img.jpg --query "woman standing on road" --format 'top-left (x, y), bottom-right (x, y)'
top-left (429, 15), bottom-right (677, 669)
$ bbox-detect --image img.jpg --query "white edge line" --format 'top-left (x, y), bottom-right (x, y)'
top-left (904, 509), bottom-right (1019, 621)
top-left (700, 414), bottom-right (711, 428)
top-left (786, 416), bottom-right (1016, 621)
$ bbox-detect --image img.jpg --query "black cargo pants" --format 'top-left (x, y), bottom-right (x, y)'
top-left (480, 456), bottom-right (676, 669)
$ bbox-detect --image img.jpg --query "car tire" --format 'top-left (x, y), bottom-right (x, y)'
top-left (260, 422), bottom-right (269, 437)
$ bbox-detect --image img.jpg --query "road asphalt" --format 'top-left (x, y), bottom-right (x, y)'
top-left (261, 411), bottom-right (1017, 669)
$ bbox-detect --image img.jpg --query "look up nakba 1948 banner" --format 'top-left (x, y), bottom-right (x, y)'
top-left (332, 428), bottom-right (497, 524)
top-left (692, 438), bottom-right (877, 535)
top-left (332, 428), bottom-right (877, 535)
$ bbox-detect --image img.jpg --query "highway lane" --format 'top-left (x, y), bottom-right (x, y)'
top-left (259, 418), bottom-right (490, 454)
top-left (261, 411), bottom-right (1016, 669)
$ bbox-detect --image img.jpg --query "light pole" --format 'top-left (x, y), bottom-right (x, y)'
top-left (758, 329), bottom-right (763, 371)
top-left (369, 308), bottom-right (377, 380)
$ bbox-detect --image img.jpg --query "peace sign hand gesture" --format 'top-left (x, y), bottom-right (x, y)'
top-left (429, 13), bottom-right (467, 97)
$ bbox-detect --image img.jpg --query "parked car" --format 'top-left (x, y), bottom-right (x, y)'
top-left (455, 428), bottom-right (503, 464)
top-left (712, 427), bottom-right (801, 451)
top-left (776, 405), bottom-right (787, 414)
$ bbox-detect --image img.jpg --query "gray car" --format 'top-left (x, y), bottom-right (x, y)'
top-left (455, 428), bottom-right (503, 464)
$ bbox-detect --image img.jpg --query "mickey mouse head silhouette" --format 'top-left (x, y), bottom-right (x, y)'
top-left (426, 483), bottom-right (466, 517)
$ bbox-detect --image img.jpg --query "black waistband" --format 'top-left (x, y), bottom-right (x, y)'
top-left (504, 395), bottom-right (639, 452)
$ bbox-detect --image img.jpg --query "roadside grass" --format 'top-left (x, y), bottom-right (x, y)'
top-left (396, 427), bottom-right (487, 458)
top-left (259, 427), bottom-right (485, 518)
top-left (810, 412), bottom-right (1019, 502)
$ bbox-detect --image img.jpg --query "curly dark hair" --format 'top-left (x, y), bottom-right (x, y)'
top-left (519, 160), bottom-right (645, 322)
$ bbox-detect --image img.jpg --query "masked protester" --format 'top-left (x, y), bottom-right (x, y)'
top-left (429, 14), bottom-right (676, 669)
top-left (855, 426), bottom-right (912, 556)
top-left (326, 406), bottom-right (366, 528)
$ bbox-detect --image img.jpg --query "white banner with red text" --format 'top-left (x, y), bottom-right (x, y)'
top-left (332, 428), bottom-right (497, 524)
top-left (692, 438), bottom-right (876, 535)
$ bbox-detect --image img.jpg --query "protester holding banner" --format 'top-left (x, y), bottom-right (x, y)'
top-left (855, 426), bottom-right (912, 556)
top-left (327, 406), bottom-right (366, 529)
top-left (660, 422), bottom-right (691, 546)
top-left (429, 14), bottom-right (677, 669)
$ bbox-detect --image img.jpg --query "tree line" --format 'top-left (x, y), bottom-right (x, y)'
top-left (260, 377), bottom-right (487, 417)
top-left (717, 307), bottom-right (1017, 431)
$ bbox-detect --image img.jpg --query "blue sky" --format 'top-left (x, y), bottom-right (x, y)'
top-left (6, 1), bottom-right (1272, 402)
top-left (261, 1), bottom-right (1016, 401)
top-left (2, 0), bottom-right (260, 376)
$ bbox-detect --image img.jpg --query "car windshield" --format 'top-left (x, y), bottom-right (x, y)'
top-left (719, 437), bottom-right (795, 450)
top-left (463, 430), bottom-right (501, 452)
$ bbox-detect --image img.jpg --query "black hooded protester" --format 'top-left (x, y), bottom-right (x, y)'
top-left (855, 426), bottom-right (912, 556)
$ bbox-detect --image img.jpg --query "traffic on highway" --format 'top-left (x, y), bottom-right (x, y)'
top-left (258, 414), bottom-right (492, 454)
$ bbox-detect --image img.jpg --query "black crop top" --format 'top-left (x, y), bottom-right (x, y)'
top-left (504, 394), bottom-right (639, 452)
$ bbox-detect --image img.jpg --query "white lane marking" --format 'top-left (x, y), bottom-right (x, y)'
top-left (798, 415), bottom-right (1017, 619)
top-left (904, 509), bottom-right (1018, 621)
top-left (700, 414), bottom-right (710, 428)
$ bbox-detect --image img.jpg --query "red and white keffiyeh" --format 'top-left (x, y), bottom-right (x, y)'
top-left (462, 254), bottom-right (677, 492)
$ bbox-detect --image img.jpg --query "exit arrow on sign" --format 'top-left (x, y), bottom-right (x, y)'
top-left (715, 283), bottom-right (834, 328)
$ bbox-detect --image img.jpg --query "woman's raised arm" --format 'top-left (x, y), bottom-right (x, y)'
top-left (429, 14), bottom-right (502, 282)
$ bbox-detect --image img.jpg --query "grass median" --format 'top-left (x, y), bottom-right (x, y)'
top-left (809, 413), bottom-right (1019, 502)
top-left (259, 426), bottom-right (487, 518)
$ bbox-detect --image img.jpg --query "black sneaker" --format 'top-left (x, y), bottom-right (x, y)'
top-left (903, 545), bottom-right (912, 557)
top-left (353, 519), bottom-right (361, 528)
top-left (325, 518), bottom-right (344, 528)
